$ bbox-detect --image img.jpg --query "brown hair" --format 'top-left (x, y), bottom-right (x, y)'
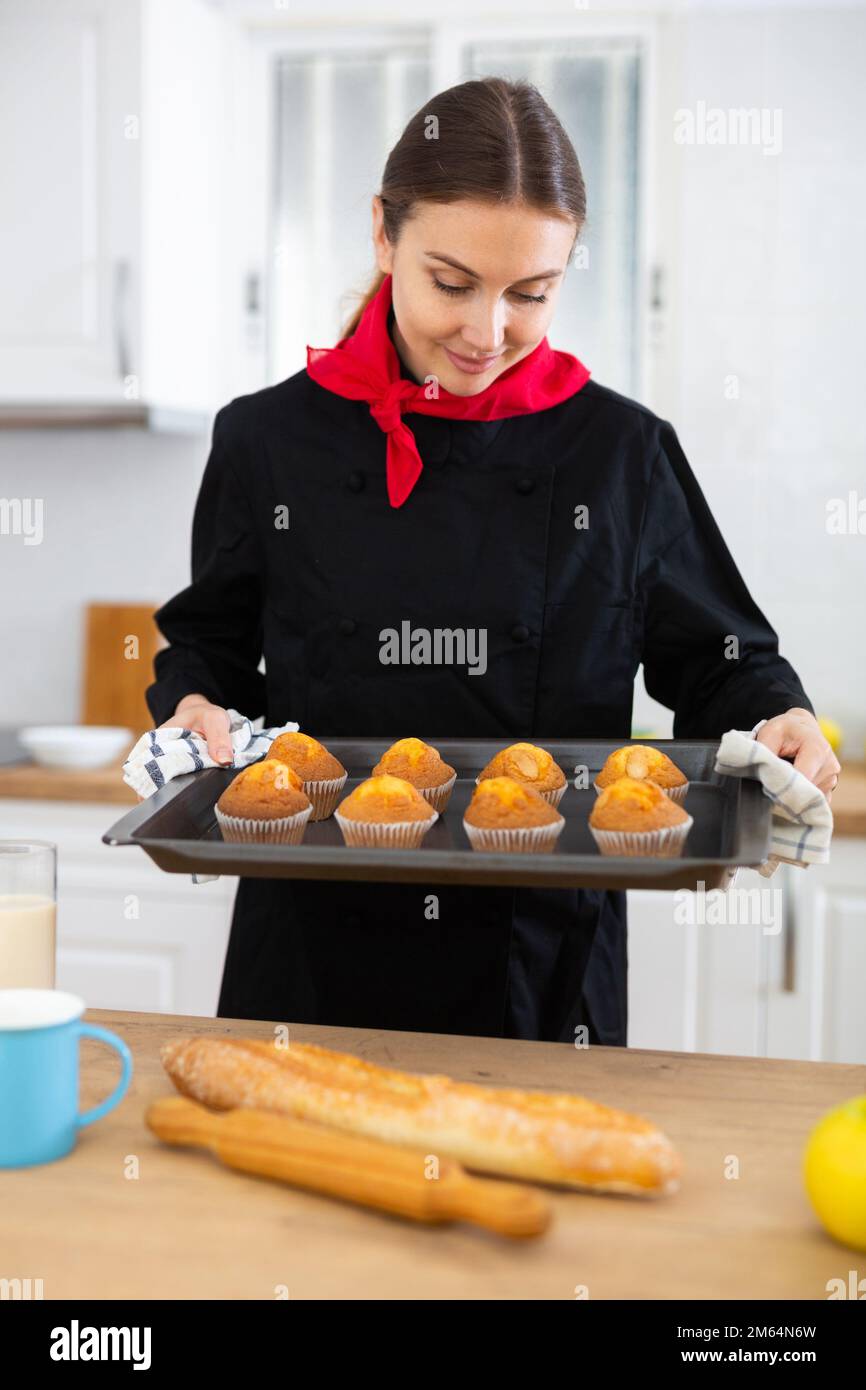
top-left (339, 75), bottom-right (587, 339)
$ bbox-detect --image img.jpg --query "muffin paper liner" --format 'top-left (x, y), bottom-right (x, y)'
top-left (463, 818), bottom-right (565, 855)
top-left (215, 803), bottom-right (313, 845)
top-left (417, 772), bottom-right (456, 813)
top-left (593, 778), bottom-right (689, 804)
top-left (474, 774), bottom-right (567, 808)
top-left (589, 813), bottom-right (694, 858)
top-left (302, 773), bottom-right (348, 821)
top-left (333, 809), bottom-right (439, 849)
top-left (542, 783), bottom-right (567, 809)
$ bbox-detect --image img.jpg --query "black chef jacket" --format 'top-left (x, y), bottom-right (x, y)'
top-left (145, 335), bottom-right (813, 1047)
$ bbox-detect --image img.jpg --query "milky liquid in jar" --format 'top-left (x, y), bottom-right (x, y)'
top-left (0, 893), bottom-right (56, 988)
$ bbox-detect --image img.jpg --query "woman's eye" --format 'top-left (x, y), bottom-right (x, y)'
top-left (432, 278), bottom-right (470, 297)
top-left (432, 277), bottom-right (546, 305)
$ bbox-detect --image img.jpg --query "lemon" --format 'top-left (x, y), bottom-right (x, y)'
top-left (817, 716), bottom-right (843, 753)
top-left (803, 1096), bottom-right (866, 1251)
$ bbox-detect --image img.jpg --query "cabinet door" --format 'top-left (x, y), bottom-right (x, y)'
top-left (766, 842), bottom-right (866, 1064)
top-left (0, 799), bottom-right (234, 1016)
top-left (56, 854), bottom-right (235, 1016)
top-left (627, 870), bottom-right (772, 1055)
top-left (0, 0), bottom-right (140, 401)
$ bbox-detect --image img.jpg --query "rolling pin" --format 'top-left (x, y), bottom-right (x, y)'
top-left (146, 1095), bottom-right (551, 1238)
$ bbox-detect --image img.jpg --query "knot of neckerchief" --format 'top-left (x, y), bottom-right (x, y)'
top-left (306, 273), bottom-right (590, 508)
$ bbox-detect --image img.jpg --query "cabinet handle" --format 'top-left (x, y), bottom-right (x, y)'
top-left (113, 258), bottom-right (131, 381)
top-left (649, 263), bottom-right (665, 312)
top-left (781, 867), bottom-right (797, 992)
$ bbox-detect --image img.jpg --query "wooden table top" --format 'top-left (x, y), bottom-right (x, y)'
top-left (2, 1008), bottom-right (863, 1300)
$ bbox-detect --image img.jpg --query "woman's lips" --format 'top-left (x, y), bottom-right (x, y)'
top-left (442, 346), bottom-right (503, 375)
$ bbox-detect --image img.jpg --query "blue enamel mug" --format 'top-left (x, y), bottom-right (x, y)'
top-left (0, 989), bottom-right (132, 1168)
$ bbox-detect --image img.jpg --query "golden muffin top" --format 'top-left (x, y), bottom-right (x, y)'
top-left (372, 737), bottom-right (455, 788)
top-left (477, 742), bottom-right (566, 793)
top-left (595, 744), bottom-right (687, 791)
top-left (589, 777), bottom-right (688, 831)
top-left (216, 759), bottom-right (311, 821)
top-left (267, 731), bottom-right (346, 781)
top-left (464, 776), bottom-right (563, 829)
top-left (336, 774), bottom-right (436, 823)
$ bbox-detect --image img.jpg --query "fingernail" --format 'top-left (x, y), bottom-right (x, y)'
top-left (216, 747), bottom-right (233, 763)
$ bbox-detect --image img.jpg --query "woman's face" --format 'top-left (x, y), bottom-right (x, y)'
top-left (372, 197), bottom-right (577, 396)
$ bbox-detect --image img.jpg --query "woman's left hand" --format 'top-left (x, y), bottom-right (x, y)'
top-left (755, 707), bottom-right (841, 800)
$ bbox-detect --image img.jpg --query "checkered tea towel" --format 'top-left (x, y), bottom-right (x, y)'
top-left (122, 709), bottom-right (299, 800)
top-left (715, 721), bottom-right (833, 879)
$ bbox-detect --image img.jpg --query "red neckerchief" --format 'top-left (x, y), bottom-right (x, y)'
top-left (306, 273), bottom-right (590, 508)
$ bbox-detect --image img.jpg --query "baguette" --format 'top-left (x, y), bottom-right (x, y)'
top-left (161, 1036), bottom-right (681, 1197)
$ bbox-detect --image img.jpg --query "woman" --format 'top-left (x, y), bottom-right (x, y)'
top-left (146, 77), bottom-right (839, 1047)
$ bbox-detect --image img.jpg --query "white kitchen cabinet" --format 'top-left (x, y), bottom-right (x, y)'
top-left (629, 850), bottom-right (866, 1064)
top-left (0, 0), bottom-right (264, 418)
top-left (0, 0), bottom-right (139, 403)
top-left (2, 796), bottom-right (862, 1057)
top-left (0, 799), bottom-right (234, 1016)
top-left (627, 868), bottom-right (775, 1056)
top-left (765, 840), bottom-right (866, 1065)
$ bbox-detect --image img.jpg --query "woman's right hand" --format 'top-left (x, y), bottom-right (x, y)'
top-left (160, 694), bottom-right (234, 765)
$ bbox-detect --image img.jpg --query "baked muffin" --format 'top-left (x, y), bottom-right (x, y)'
top-left (334, 774), bottom-right (438, 849)
top-left (463, 776), bottom-right (565, 854)
top-left (215, 759), bottom-right (313, 845)
top-left (477, 742), bottom-right (567, 807)
top-left (372, 737), bottom-right (457, 812)
top-left (589, 777), bottom-right (693, 858)
top-left (594, 745), bottom-right (688, 803)
top-left (266, 731), bottom-right (348, 820)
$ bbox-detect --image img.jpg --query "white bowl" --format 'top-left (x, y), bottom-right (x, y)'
top-left (18, 725), bottom-right (134, 771)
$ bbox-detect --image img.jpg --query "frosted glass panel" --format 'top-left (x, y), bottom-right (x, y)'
top-left (271, 50), bottom-right (430, 380)
top-left (465, 41), bottom-right (641, 395)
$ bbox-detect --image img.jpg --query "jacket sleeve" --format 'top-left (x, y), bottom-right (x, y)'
top-left (636, 420), bottom-right (813, 738)
top-left (145, 404), bottom-right (267, 728)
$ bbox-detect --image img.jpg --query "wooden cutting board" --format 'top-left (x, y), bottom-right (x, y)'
top-left (80, 602), bottom-right (164, 739)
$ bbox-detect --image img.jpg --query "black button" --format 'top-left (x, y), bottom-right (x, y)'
top-left (338, 617), bottom-right (357, 636)
top-left (515, 477), bottom-right (535, 495)
top-left (510, 624), bottom-right (530, 643)
top-left (346, 470), bottom-right (365, 492)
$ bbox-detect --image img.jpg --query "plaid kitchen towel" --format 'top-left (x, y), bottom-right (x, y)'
top-left (715, 722), bottom-right (833, 879)
top-left (122, 709), bottom-right (300, 800)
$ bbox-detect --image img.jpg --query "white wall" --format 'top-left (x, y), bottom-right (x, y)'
top-left (625, 4), bottom-right (866, 752)
top-left (1, 1), bottom-right (864, 757)
top-left (0, 425), bottom-right (207, 724)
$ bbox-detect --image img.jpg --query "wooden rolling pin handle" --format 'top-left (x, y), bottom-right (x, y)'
top-left (435, 1172), bottom-right (551, 1238)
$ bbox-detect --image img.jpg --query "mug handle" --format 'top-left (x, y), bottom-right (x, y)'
top-left (76, 1023), bottom-right (133, 1128)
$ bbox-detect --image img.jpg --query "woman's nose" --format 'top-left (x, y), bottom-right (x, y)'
top-left (459, 297), bottom-right (508, 354)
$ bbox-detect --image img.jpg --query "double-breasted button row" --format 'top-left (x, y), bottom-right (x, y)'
top-left (337, 617), bottom-right (531, 642)
top-left (344, 471), bottom-right (536, 494)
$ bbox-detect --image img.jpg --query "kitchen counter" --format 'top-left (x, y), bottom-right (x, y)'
top-left (2, 1008), bottom-right (863, 1300)
top-left (0, 760), bottom-right (138, 804)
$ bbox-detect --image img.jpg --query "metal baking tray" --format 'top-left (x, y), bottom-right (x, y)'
top-left (103, 738), bottom-right (771, 892)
